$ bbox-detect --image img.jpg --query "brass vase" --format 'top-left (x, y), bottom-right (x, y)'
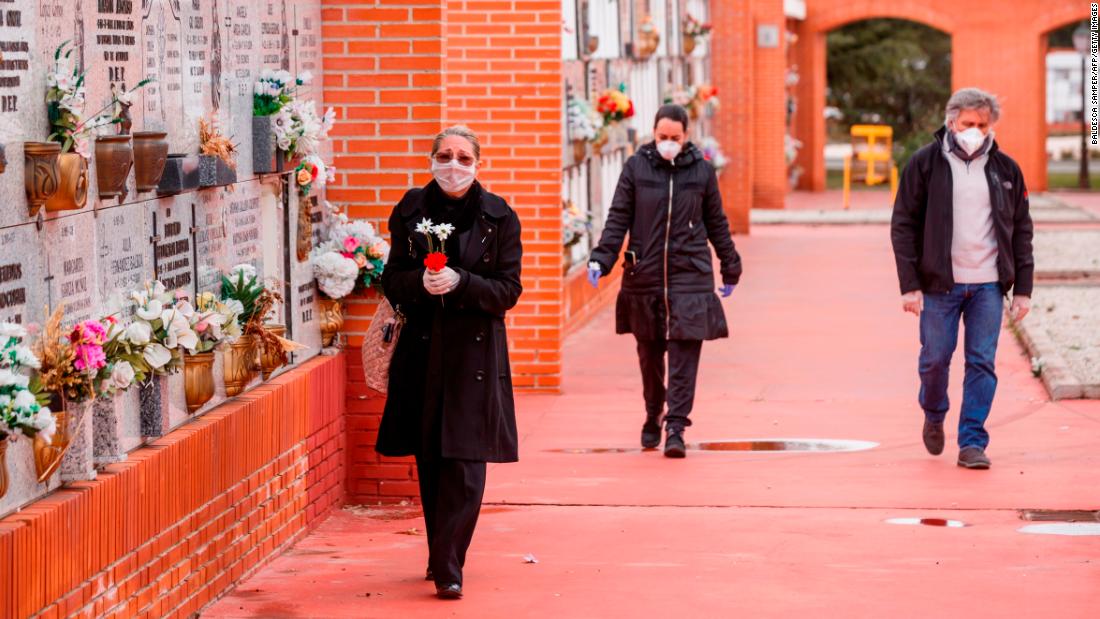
top-left (260, 324), bottom-right (287, 380)
top-left (571, 140), bottom-right (587, 163)
top-left (45, 152), bottom-right (89, 213)
top-left (24, 141), bottom-right (61, 216)
top-left (318, 297), bottom-right (344, 347)
top-left (94, 135), bottom-right (134, 200)
top-left (223, 334), bottom-right (257, 397)
top-left (33, 410), bottom-right (70, 483)
top-left (0, 439), bottom-right (8, 500)
top-left (683, 36), bottom-right (697, 55)
top-left (184, 351), bottom-right (216, 413)
top-left (133, 131), bottom-right (169, 192)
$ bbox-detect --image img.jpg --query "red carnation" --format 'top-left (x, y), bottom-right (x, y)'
top-left (424, 252), bottom-right (448, 272)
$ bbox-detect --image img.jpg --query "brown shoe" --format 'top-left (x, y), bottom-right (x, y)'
top-left (957, 446), bottom-right (991, 469)
top-left (923, 420), bottom-right (945, 455)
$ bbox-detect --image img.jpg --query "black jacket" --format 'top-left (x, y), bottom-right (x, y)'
top-left (591, 142), bottom-right (742, 340)
top-left (376, 181), bottom-right (522, 463)
top-left (891, 127), bottom-right (1034, 296)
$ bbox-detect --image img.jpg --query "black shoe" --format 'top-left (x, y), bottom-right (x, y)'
top-left (664, 430), bottom-right (686, 458)
top-left (922, 420), bottom-right (945, 455)
top-left (957, 447), bottom-right (991, 469)
top-left (641, 415), bottom-right (662, 449)
top-left (425, 567), bottom-right (433, 581)
top-left (436, 583), bottom-right (463, 599)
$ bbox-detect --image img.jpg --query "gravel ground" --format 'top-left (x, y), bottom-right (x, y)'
top-left (1033, 229), bottom-right (1100, 278)
top-left (1021, 285), bottom-right (1100, 393)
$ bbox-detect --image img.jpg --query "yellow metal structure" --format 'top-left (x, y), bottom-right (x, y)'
top-left (842, 124), bottom-right (899, 209)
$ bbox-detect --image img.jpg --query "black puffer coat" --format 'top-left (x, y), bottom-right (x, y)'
top-left (590, 141), bottom-right (742, 341)
top-left (376, 181), bottom-right (522, 463)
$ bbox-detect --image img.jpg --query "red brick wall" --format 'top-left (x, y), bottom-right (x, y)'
top-left (751, 0), bottom-right (787, 210)
top-left (711, 0), bottom-right (755, 232)
top-left (0, 356), bottom-right (346, 619)
top-left (322, 0), bottom-right (564, 505)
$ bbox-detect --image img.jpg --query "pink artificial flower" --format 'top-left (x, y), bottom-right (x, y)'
top-left (343, 236), bottom-right (361, 252)
top-left (73, 342), bottom-right (106, 372)
top-left (194, 320), bottom-right (209, 333)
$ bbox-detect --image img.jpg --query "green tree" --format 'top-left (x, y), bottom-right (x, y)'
top-left (826, 19), bottom-right (951, 167)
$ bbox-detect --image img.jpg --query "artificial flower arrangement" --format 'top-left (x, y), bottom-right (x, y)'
top-left (416, 218), bottom-right (455, 273)
top-left (128, 280), bottom-right (199, 375)
top-left (220, 264), bottom-right (266, 328)
top-left (562, 199), bottom-right (590, 248)
top-left (596, 85), bottom-right (635, 126)
top-left (272, 99), bottom-right (335, 159)
top-left (184, 292), bottom-right (243, 353)
top-left (253, 69), bottom-right (312, 117)
top-left (310, 202), bottom-right (390, 299)
top-left (199, 116), bottom-right (238, 171)
top-left (567, 97), bottom-right (604, 143)
top-left (700, 136), bottom-right (729, 174)
top-left (682, 13), bottom-right (713, 39)
top-left (692, 84), bottom-right (720, 117)
top-left (30, 308), bottom-right (104, 407)
top-left (664, 86), bottom-right (694, 109)
top-left (0, 323), bottom-right (56, 444)
top-left (293, 154), bottom-right (336, 197)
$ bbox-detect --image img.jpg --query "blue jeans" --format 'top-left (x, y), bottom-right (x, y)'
top-left (918, 283), bottom-right (1003, 450)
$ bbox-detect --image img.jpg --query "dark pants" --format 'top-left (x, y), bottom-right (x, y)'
top-left (918, 283), bottom-right (1003, 450)
top-left (635, 336), bottom-right (704, 431)
top-left (415, 454), bottom-right (487, 586)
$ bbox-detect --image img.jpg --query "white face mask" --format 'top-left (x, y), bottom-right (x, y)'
top-left (954, 126), bottom-right (989, 156)
top-left (431, 159), bottom-right (477, 194)
top-left (656, 140), bottom-right (682, 161)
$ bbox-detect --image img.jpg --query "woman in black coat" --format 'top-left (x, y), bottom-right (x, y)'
top-left (376, 125), bottom-right (522, 600)
top-left (588, 105), bottom-right (742, 458)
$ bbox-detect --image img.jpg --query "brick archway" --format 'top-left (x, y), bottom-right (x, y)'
top-left (791, 0), bottom-right (1088, 194)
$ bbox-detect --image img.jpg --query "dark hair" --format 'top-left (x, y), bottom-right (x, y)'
top-left (654, 104), bottom-right (690, 131)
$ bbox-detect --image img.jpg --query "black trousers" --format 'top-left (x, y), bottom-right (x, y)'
top-left (415, 454), bottom-right (487, 586)
top-left (635, 337), bottom-right (703, 431)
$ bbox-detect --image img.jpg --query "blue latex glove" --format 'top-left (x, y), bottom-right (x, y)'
top-left (719, 284), bottom-right (735, 298)
top-left (587, 262), bottom-right (602, 288)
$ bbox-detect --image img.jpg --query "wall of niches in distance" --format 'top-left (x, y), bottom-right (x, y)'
top-left (0, 0), bottom-right (328, 518)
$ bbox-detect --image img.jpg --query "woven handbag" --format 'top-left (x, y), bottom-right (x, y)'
top-left (361, 298), bottom-right (405, 394)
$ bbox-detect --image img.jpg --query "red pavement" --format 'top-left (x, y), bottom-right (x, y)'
top-left (204, 225), bottom-right (1100, 619)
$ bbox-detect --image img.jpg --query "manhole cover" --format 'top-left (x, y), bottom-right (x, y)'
top-left (1018, 523), bottom-right (1100, 536)
top-left (545, 447), bottom-right (640, 454)
top-left (690, 439), bottom-right (878, 453)
top-left (886, 517), bottom-right (968, 528)
top-left (1019, 510), bottom-right (1100, 522)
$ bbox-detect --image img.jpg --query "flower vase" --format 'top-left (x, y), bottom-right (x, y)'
top-left (252, 116), bottom-right (278, 174)
top-left (224, 334), bottom-right (257, 396)
top-left (138, 375), bottom-right (170, 438)
top-left (33, 409), bottom-right (71, 483)
top-left (198, 155), bottom-right (237, 187)
top-left (260, 324), bottom-right (288, 380)
top-left (571, 140), bottom-right (587, 164)
top-left (157, 154), bottom-right (201, 195)
top-left (44, 152), bottom-right (89, 213)
top-left (184, 352), bottom-right (216, 413)
top-left (683, 36), bottom-right (697, 55)
top-left (23, 141), bottom-right (61, 216)
top-left (318, 297), bottom-right (344, 347)
top-left (0, 439), bottom-right (9, 499)
top-left (92, 396), bottom-right (125, 466)
top-left (59, 400), bottom-right (94, 482)
top-left (133, 131), bottom-right (170, 192)
top-left (94, 135), bottom-right (134, 200)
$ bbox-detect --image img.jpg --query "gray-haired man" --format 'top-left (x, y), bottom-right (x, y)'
top-left (890, 88), bottom-right (1034, 469)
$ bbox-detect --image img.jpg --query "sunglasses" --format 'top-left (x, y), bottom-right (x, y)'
top-left (432, 152), bottom-right (476, 167)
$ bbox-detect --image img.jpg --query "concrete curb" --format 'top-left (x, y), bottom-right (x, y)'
top-left (1009, 315), bottom-right (1089, 400)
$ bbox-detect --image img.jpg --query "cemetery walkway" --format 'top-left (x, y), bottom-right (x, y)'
top-left (204, 225), bottom-right (1100, 618)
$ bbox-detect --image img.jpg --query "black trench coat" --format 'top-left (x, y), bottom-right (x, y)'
top-left (376, 181), bottom-right (522, 463)
top-left (590, 141), bottom-right (742, 341)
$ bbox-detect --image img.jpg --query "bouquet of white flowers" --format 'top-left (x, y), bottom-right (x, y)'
top-left (310, 203), bottom-right (390, 299)
top-left (129, 280), bottom-right (199, 374)
top-left (272, 100), bottom-right (335, 159)
top-left (184, 291), bottom-right (244, 353)
top-left (253, 69), bottom-right (312, 116)
top-left (567, 97), bottom-right (604, 143)
top-left (0, 323), bottom-right (55, 443)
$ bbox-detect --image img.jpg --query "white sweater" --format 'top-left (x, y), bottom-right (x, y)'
top-left (943, 140), bottom-right (999, 284)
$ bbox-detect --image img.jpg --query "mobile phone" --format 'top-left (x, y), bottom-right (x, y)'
top-left (624, 250), bottom-right (637, 266)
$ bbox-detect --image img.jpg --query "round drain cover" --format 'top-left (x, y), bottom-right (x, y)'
top-left (1018, 523), bottom-right (1100, 536)
top-left (886, 517), bottom-right (968, 528)
top-left (690, 439), bottom-right (878, 453)
top-left (545, 447), bottom-right (640, 454)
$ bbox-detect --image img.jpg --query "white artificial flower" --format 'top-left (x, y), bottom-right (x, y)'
top-left (260, 68), bottom-right (274, 81)
top-left (229, 264), bottom-right (258, 282)
top-left (124, 321), bottom-right (152, 345)
top-left (143, 342), bottom-right (172, 369)
top-left (298, 70), bottom-right (313, 84)
top-left (110, 361), bottom-right (136, 391)
top-left (151, 280), bottom-right (167, 298)
top-left (14, 346), bottom-right (40, 370)
top-left (415, 218), bottom-right (434, 235)
top-left (275, 70), bottom-right (293, 85)
top-left (322, 107), bottom-right (336, 133)
top-left (312, 252), bottom-right (359, 300)
top-left (136, 299), bottom-right (164, 321)
top-left (13, 389), bottom-right (35, 409)
top-left (432, 223), bottom-right (456, 241)
top-left (33, 408), bottom-right (56, 444)
top-left (175, 300), bottom-right (195, 319)
top-left (161, 309), bottom-right (199, 351)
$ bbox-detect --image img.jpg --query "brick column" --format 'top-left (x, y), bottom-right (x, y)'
top-left (751, 0), bottom-right (788, 209)
top-left (710, 0), bottom-right (755, 233)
